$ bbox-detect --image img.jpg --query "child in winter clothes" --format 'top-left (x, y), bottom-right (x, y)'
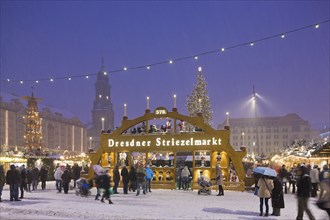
top-left (145, 165), bottom-right (154, 193)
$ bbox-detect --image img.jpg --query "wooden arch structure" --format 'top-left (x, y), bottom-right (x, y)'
top-left (85, 107), bottom-right (247, 191)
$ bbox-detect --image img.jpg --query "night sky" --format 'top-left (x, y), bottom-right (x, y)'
top-left (1, 1), bottom-right (329, 129)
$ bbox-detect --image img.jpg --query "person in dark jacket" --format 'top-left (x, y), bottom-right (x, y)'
top-left (99, 171), bottom-right (113, 204)
top-left (279, 165), bottom-right (289, 194)
top-left (136, 162), bottom-right (146, 196)
top-left (121, 165), bottom-right (129, 194)
top-left (61, 169), bottom-right (71, 194)
top-left (271, 176), bottom-right (285, 216)
top-left (6, 164), bottom-right (21, 201)
top-left (129, 165), bottom-right (137, 192)
top-left (72, 163), bottom-right (81, 188)
top-left (40, 166), bottom-right (48, 190)
top-left (26, 169), bottom-right (33, 192)
top-left (295, 165), bottom-right (315, 220)
top-left (19, 165), bottom-right (27, 199)
top-left (31, 167), bottom-right (39, 191)
top-left (112, 164), bottom-right (120, 194)
top-left (0, 164), bottom-right (5, 202)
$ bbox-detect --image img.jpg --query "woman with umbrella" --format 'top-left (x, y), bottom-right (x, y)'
top-left (253, 167), bottom-right (276, 217)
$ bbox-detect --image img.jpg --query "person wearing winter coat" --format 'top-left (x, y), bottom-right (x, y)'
top-left (296, 164), bottom-right (316, 220)
top-left (257, 176), bottom-right (274, 217)
top-left (61, 169), bottom-right (71, 194)
top-left (19, 165), bottom-right (27, 199)
top-left (181, 166), bottom-right (190, 190)
top-left (215, 164), bottom-right (224, 196)
top-left (136, 162), bottom-right (146, 196)
top-left (129, 165), bottom-right (137, 192)
top-left (99, 171), bottom-right (113, 204)
top-left (72, 163), bottom-right (81, 188)
top-left (271, 176), bottom-right (285, 216)
top-left (112, 164), bottom-right (120, 194)
top-left (121, 165), bottom-right (129, 194)
top-left (0, 164), bottom-right (5, 202)
top-left (54, 167), bottom-right (63, 193)
top-left (279, 165), bottom-right (289, 194)
top-left (145, 165), bottom-right (154, 193)
top-left (6, 164), bottom-right (21, 201)
top-left (26, 169), bottom-right (33, 192)
top-left (31, 167), bottom-right (39, 191)
top-left (40, 166), bottom-right (48, 190)
top-left (309, 165), bottom-right (319, 198)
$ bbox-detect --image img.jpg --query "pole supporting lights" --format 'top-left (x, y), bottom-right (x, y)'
top-left (89, 137), bottom-right (92, 149)
top-left (242, 132), bottom-right (245, 147)
top-left (226, 112), bottom-right (229, 126)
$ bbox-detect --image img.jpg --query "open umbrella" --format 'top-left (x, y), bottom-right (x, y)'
top-left (252, 166), bottom-right (277, 177)
top-left (93, 164), bottom-right (105, 176)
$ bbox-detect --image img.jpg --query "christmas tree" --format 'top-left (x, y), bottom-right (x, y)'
top-left (186, 67), bottom-right (213, 126)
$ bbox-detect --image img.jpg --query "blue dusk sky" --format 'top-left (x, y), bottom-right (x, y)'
top-left (0, 1), bottom-right (329, 129)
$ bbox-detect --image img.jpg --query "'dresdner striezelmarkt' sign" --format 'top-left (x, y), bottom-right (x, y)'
top-left (108, 136), bottom-right (222, 148)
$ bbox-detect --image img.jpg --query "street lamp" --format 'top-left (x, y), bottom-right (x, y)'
top-left (242, 132), bottom-right (245, 147)
top-left (89, 137), bottom-right (92, 149)
top-left (253, 85), bottom-right (259, 154)
top-left (101, 117), bottom-right (105, 130)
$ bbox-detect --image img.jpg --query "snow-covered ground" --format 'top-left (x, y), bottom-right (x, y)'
top-left (0, 182), bottom-right (327, 220)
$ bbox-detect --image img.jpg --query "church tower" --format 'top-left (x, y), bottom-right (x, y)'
top-left (91, 58), bottom-right (115, 134)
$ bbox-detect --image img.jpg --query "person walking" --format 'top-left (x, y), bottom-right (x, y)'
top-left (136, 162), bottom-right (146, 196)
top-left (309, 165), bottom-right (319, 198)
top-left (145, 165), bottom-right (154, 193)
top-left (215, 164), bottom-right (224, 196)
top-left (6, 164), bottom-right (21, 201)
top-left (295, 164), bottom-right (316, 220)
top-left (279, 165), bottom-right (289, 194)
top-left (129, 165), bottom-right (137, 192)
top-left (257, 175), bottom-right (274, 217)
top-left (72, 163), bottom-right (81, 188)
top-left (112, 164), bottom-right (120, 194)
top-left (181, 166), bottom-right (190, 190)
top-left (288, 167), bottom-right (297, 194)
top-left (121, 165), bottom-right (129, 194)
top-left (31, 166), bottom-right (39, 191)
top-left (0, 164), bottom-right (5, 202)
top-left (271, 176), bottom-right (285, 216)
top-left (99, 170), bottom-right (113, 204)
top-left (320, 165), bottom-right (330, 198)
top-left (19, 165), bottom-right (27, 199)
top-left (26, 169), bottom-right (33, 192)
top-left (40, 166), bottom-right (48, 190)
top-left (61, 168), bottom-right (71, 194)
top-left (54, 167), bottom-right (63, 193)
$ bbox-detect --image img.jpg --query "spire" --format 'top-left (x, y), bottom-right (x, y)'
top-left (31, 86), bottom-right (34, 98)
top-left (101, 56), bottom-right (105, 71)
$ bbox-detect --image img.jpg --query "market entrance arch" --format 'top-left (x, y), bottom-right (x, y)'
top-left (85, 107), bottom-right (247, 191)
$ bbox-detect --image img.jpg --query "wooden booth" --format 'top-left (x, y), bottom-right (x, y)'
top-left (84, 107), bottom-right (247, 191)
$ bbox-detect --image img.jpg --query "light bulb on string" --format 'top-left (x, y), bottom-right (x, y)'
top-left (221, 48), bottom-right (225, 52)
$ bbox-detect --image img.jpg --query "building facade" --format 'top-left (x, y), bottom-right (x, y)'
top-left (0, 92), bottom-right (88, 153)
top-left (217, 113), bottom-right (319, 156)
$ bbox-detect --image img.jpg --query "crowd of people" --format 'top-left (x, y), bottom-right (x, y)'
top-left (1, 161), bottom-right (329, 219)
top-left (254, 163), bottom-right (330, 219)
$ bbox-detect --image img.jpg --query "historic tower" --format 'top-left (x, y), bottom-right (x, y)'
top-left (91, 59), bottom-right (115, 136)
top-left (22, 88), bottom-right (43, 153)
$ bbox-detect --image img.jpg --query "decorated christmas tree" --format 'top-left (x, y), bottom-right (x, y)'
top-left (186, 67), bottom-right (213, 126)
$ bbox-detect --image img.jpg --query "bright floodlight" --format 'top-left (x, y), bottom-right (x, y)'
top-left (281, 34), bottom-right (285, 38)
top-left (315, 24), bottom-right (319, 28)
top-left (198, 66), bottom-right (202, 72)
top-left (169, 60), bottom-right (173, 64)
top-left (221, 48), bottom-right (225, 52)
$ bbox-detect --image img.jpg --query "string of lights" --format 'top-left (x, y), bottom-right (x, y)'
top-left (2, 19), bottom-right (329, 85)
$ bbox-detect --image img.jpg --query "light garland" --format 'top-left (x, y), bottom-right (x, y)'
top-left (2, 20), bottom-right (329, 84)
